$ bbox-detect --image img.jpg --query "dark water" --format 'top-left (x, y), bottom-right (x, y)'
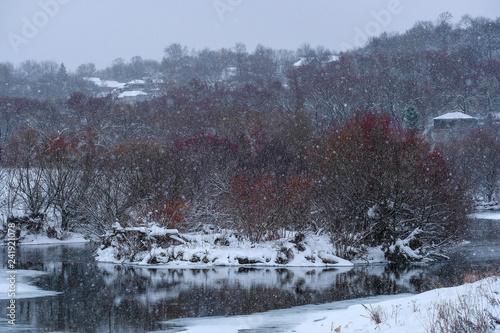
top-left (0, 218), bottom-right (498, 333)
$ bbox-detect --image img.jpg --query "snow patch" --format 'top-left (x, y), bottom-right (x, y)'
top-left (470, 212), bottom-right (500, 220)
top-left (367, 204), bottom-right (379, 219)
top-left (19, 231), bottom-right (89, 245)
top-left (0, 269), bottom-right (61, 299)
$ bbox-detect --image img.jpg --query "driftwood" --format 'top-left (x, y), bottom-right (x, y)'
top-left (4, 214), bottom-right (45, 241)
top-left (100, 223), bottom-right (189, 261)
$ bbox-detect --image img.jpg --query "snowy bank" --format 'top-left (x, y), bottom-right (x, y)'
top-left (293, 276), bottom-right (500, 332)
top-left (13, 231), bottom-right (89, 245)
top-left (161, 276), bottom-right (500, 333)
top-left (96, 223), bottom-right (353, 267)
top-left (471, 211), bottom-right (500, 220)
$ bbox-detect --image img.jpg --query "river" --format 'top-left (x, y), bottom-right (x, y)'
top-left (0, 217), bottom-right (498, 333)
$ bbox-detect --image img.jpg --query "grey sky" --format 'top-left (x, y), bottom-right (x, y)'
top-left (1, 0), bottom-right (499, 70)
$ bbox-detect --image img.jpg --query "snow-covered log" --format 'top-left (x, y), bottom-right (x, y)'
top-left (97, 222), bottom-right (188, 262)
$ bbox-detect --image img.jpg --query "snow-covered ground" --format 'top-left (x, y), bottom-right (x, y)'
top-left (159, 276), bottom-right (500, 333)
top-left (96, 229), bottom-right (355, 267)
top-left (16, 231), bottom-right (89, 245)
top-left (471, 211), bottom-right (500, 220)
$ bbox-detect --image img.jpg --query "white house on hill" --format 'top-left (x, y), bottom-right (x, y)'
top-left (124, 79), bottom-right (146, 90)
top-left (221, 66), bottom-right (238, 81)
top-left (431, 111), bottom-right (478, 141)
top-left (433, 112), bottom-right (478, 129)
top-left (117, 90), bottom-right (148, 103)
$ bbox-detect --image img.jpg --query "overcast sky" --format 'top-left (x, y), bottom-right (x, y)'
top-left (1, 0), bottom-right (499, 71)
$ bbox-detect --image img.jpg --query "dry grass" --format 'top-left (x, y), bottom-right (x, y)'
top-left (463, 270), bottom-right (500, 284)
top-left (362, 304), bottom-right (386, 324)
top-left (425, 276), bottom-right (500, 333)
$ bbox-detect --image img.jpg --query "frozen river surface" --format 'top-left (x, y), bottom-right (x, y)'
top-left (0, 216), bottom-right (499, 333)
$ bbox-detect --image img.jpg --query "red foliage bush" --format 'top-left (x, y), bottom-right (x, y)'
top-left (138, 198), bottom-right (188, 229)
top-left (312, 112), bottom-right (471, 260)
top-left (229, 170), bottom-right (313, 242)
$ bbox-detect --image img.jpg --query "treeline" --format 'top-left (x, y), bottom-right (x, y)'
top-left (3, 105), bottom-right (498, 261)
top-left (0, 92), bottom-right (499, 261)
top-left (1, 14), bottom-right (499, 127)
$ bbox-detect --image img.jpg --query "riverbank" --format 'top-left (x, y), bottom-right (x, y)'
top-left (5, 210), bottom-right (499, 268)
top-left (10, 231), bottom-right (89, 245)
top-left (163, 275), bottom-right (500, 333)
top-left (95, 227), bottom-right (355, 267)
top-left (92, 209), bottom-right (498, 267)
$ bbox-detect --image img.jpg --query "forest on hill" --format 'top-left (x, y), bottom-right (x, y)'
top-left (1, 14), bottom-right (499, 126)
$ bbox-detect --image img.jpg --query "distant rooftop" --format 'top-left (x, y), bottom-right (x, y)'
top-left (102, 80), bottom-right (125, 89)
top-left (118, 90), bottom-right (147, 98)
top-left (294, 55), bottom-right (338, 67)
top-left (293, 57), bottom-right (311, 67)
top-left (126, 79), bottom-right (146, 85)
top-left (433, 112), bottom-right (476, 120)
top-left (83, 77), bottom-right (125, 89)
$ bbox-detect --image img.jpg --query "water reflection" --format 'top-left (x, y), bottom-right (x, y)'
top-left (0, 218), bottom-right (498, 333)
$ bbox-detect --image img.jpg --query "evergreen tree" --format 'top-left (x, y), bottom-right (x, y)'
top-left (57, 63), bottom-right (69, 95)
top-left (403, 105), bottom-right (419, 131)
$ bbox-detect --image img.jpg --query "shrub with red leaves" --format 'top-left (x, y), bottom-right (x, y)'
top-left (229, 170), bottom-right (313, 242)
top-left (312, 112), bottom-right (471, 261)
top-left (138, 198), bottom-right (188, 229)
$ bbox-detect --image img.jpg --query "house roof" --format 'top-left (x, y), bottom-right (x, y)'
top-left (126, 79), bottom-right (146, 85)
top-left (118, 90), bottom-right (147, 98)
top-left (83, 77), bottom-right (101, 84)
top-left (83, 77), bottom-right (125, 89)
top-left (433, 112), bottom-right (476, 120)
top-left (293, 57), bottom-right (310, 67)
top-left (102, 80), bottom-right (125, 89)
top-left (327, 55), bottom-right (339, 62)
